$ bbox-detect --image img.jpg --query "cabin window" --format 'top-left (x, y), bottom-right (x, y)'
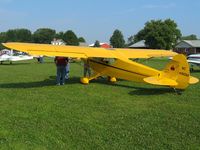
top-left (92, 58), bottom-right (116, 65)
top-left (102, 58), bottom-right (116, 65)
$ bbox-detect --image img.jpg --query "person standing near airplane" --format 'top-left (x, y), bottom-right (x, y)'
top-left (54, 56), bottom-right (69, 85)
top-left (65, 58), bottom-right (70, 79)
top-left (83, 59), bottom-right (91, 77)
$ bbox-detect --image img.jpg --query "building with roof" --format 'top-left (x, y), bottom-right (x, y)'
top-left (129, 40), bottom-right (149, 49)
top-left (174, 40), bottom-right (200, 55)
top-left (89, 43), bottom-right (112, 48)
top-left (51, 38), bottom-right (66, 45)
top-left (79, 42), bottom-right (88, 47)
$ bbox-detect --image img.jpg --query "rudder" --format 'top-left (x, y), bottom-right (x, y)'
top-left (162, 54), bottom-right (190, 89)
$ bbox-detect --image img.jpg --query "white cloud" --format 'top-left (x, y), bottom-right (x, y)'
top-left (143, 3), bottom-right (176, 9)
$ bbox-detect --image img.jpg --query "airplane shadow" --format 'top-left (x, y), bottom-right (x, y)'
top-left (0, 76), bottom-right (80, 89)
top-left (191, 70), bottom-right (200, 73)
top-left (93, 79), bottom-right (176, 95)
top-left (0, 76), bottom-right (177, 95)
top-left (128, 87), bottom-right (175, 96)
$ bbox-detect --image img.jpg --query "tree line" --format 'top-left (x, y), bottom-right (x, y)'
top-left (102, 19), bottom-right (198, 49)
top-left (0, 19), bottom-right (199, 50)
top-left (0, 28), bottom-right (86, 49)
top-left (127, 19), bottom-right (198, 49)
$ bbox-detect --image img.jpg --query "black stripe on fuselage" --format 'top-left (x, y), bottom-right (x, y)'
top-left (89, 59), bottom-right (149, 77)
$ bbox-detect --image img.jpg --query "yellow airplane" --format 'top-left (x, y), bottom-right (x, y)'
top-left (3, 42), bottom-right (199, 90)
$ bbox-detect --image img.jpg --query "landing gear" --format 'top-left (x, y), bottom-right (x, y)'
top-left (190, 65), bottom-right (194, 72)
top-left (173, 88), bottom-right (182, 95)
top-left (80, 77), bottom-right (89, 84)
top-left (80, 72), bottom-right (102, 84)
top-left (108, 77), bottom-right (117, 83)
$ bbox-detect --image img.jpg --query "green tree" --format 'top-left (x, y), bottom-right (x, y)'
top-left (0, 32), bottom-right (6, 42)
top-left (127, 35), bottom-right (134, 46)
top-left (33, 28), bottom-right (56, 44)
top-left (0, 29), bottom-right (32, 49)
top-left (63, 30), bottom-right (79, 46)
top-left (110, 29), bottom-right (125, 48)
top-left (55, 31), bottom-right (65, 40)
top-left (5, 29), bottom-right (17, 42)
top-left (16, 29), bottom-right (32, 42)
top-left (134, 19), bottom-right (182, 49)
top-left (78, 37), bottom-right (86, 43)
top-left (181, 34), bottom-right (198, 40)
top-left (4, 29), bottom-right (32, 42)
top-left (94, 40), bottom-right (100, 47)
top-left (0, 32), bottom-right (7, 50)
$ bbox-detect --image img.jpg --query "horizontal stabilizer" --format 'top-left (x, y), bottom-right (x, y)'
top-left (189, 76), bottom-right (199, 84)
top-left (144, 76), bottom-right (178, 86)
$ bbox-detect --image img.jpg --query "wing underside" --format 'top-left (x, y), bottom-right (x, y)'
top-left (3, 42), bottom-right (177, 59)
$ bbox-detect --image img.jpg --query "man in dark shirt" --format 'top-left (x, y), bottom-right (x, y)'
top-left (54, 56), bottom-right (68, 85)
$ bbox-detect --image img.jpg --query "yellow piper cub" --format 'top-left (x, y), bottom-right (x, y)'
top-left (3, 42), bottom-right (199, 90)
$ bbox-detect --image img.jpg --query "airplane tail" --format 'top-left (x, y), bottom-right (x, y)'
top-left (144, 54), bottom-right (199, 89)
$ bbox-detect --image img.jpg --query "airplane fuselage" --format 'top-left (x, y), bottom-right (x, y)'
top-left (89, 58), bottom-right (160, 83)
top-left (0, 54), bottom-right (33, 64)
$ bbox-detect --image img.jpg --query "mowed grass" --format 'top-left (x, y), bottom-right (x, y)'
top-left (0, 58), bottom-right (200, 149)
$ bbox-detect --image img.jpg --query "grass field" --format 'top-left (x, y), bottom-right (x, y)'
top-left (0, 58), bottom-right (200, 149)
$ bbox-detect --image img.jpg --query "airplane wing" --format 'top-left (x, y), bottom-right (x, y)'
top-left (188, 60), bottom-right (200, 65)
top-left (9, 55), bottom-right (33, 61)
top-left (2, 42), bottom-right (177, 59)
top-left (116, 48), bottom-right (177, 58)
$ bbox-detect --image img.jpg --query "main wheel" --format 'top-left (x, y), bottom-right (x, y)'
top-left (109, 77), bottom-right (117, 83)
top-left (80, 77), bottom-right (89, 84)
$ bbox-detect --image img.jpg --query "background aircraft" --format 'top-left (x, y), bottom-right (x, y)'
top-left (3, 42), bottom-right (199, 90)
top-left (0, 49), bottom-right (33, 64)
top-left (187, 54), bottom-right (200, 71)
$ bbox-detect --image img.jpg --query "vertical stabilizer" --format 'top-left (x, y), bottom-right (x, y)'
top-left (163, 54), bottom-right (190, 89)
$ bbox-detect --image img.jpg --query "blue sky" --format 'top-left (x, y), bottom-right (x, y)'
top-left (0, 0), bottom-right (200, 43)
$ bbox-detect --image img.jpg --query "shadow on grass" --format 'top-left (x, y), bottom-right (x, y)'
top-left (0, 76), bottom-right (80, 89)
top-left (191, 70), bottom-right (200, 74)
top-left (128, 88), bottom-right (175, 95)
top-left (0, 61), bottom-right (54, 66)
top-left (93, 78), bottom-right (175, 95)
top-left (0, 76), bottom-right (177, 95)
top-left (0, 62), bottom-right (32, 66)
